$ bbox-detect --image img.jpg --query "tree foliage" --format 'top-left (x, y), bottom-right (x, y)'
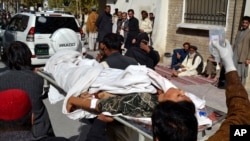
top-left (47, 0), bottom-right (99, 15)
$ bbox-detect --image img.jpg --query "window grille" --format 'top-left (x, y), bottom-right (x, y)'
top-left (184, 0), bottom-right (228, 26)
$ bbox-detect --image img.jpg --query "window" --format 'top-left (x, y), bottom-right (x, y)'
top-left (184, 0), bottom-right (228, 26)
top-left (35, 17), bottom-right (79, 34)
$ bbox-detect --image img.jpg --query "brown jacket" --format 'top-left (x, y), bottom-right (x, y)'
top-left (233, 28), bottom-right (250, 63)
top-left (207, 71), bottom-right (250, 141)
top-left (86, 11), bottom-right (98, 33)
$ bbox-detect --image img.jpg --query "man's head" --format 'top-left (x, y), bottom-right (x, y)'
top-left (188, 45), bottom-right (198, 56)
top-left (122, 12), bottom-right (127, 21)
top-left (100, 33), bottom-right (124, 56)
top-left (128, 9), bottom-right (134, 19)
top-left (0, 89), bottom-right (32, 132)
top-left (83, 8), bottom-right (88, 14)
top-left (157, 88), bottom-right (191, 103)
top-left (149, 13), bottom-right (154, 19)
top-left (152, 101), bottom-right (198, 141)
top-left (117, 11), bottom-right (122, 19)
top-left (141, 10), bottom-right (148, 20)
top-left (105, 5), bottom-right (111, 14)
top-left (135, 32), bottom-right (149, 47)
top-left (114, 8), bottom-right (118, 15)
top-left (183, 42), bottom-right (190, 51)
top-left (241, 16), bottom-right (250, 30)
top-left (2, 41), bottom-right (32, 70)
top-left (91, 6), bottom-right (96, 11)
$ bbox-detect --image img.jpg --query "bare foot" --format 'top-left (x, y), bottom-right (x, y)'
top-left (171, 70), bottom-right (178, 77)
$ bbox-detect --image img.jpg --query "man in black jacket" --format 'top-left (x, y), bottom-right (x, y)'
top-left (125, 32), bottom-right (160, 69)
top-left (125, 9), bottom-right (139, 49)
top-left (96, 5), bottom-right (112, 42)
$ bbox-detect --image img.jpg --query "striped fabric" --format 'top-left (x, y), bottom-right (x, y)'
top-left (155, 65), bottom-right (216, 85)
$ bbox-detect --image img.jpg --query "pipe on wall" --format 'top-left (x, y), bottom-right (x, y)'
top-left (230, 0), bottom-right (237, 44)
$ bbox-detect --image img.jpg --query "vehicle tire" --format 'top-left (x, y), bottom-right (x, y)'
top-left (50, 28), bottom-right (82, 52)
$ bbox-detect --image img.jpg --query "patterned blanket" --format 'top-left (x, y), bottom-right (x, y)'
top-left (155, 65), bottom-right (216, 85)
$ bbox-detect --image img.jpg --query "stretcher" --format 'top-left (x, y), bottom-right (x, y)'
top-left (37, 70), bottom-right (226, 141)
top-left (37, 70), bottom-right (153, 140)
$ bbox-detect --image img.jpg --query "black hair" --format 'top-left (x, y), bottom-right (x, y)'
top-left (183, 42), bottom-right (190, 47)
top-left (2, 41), bottom-right (32, 70)
top-left (152, 100), bottom-right (198, 141)
top-left (0, 111), bottom-right (32, 133)
top-left (141, 10), bottom-right (148, 16)
top-left (102, 33), bottom-right (124, 52)
top-left (242, 16), bottom-right (250, 22)
top-left (105, 5), bottom-right (111, 9)
top-left (189, 45), bottom-right (198, 51)
top-left (128, 9), bottom-right (134, 14)
top-left (135, 32), bottom-right (149, 47)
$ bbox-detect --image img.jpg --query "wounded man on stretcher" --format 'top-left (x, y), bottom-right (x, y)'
top-left (44, 50), bottom-right (211, 126)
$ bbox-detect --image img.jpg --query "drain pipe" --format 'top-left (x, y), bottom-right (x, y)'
top-left (230, 0), bottom-right (237, 44)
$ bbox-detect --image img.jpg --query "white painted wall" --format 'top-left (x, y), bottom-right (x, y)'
top-left (107, 0), bottom-right (169, 57)
top-left (245, 0), bottom-right (250, 88)
top-left (244, 0), bottom-right (250, 17)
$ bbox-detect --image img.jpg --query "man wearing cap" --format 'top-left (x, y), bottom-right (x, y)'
top-left (0, 41), bottom-right (55, 140)
top-left (0, 89), bottom-right (34, 140)
top-left (172, 45), bottom-right (203, 77)
top-left (171, 42), bottom-right (190, 70)
top-left (0, 89), bottom-right (76, 141)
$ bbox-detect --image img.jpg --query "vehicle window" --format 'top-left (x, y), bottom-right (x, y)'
top-left (35, 17), bottom-right (79, 34)
top-left (7, 16), bottom-right (18, 31)
top-left (19, 15), bottom-right (29, 31)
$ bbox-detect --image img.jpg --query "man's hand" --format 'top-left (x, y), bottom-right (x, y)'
top-left (212, 39), bottom-right (236, 73)
top-left (181, 68), bottom-right (186, 72)
top-left (140, 40), bottom-right (150, 53)
top-left (245, 59), bottom-right (250, 66)
top-left (139, 29), bottom-right (144, 33)
top-left (97, 114), bottom-right (114, 123)
top-left (176, 52), bottom-right (181, 59)
top-left (66, 96), bottom-right (78, 113)
top-left (179, 64), bottom-right (184, 68)
top-left (132, 38), bottom-right (136, 44)
top-left (96, 52), bottom-right (104, 62)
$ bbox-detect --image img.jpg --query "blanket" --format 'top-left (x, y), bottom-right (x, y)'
top-left (44, 50), bottom-right (211, 126)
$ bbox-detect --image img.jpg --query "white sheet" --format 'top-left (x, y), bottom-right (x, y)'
top-left (44, 50), bottom-right (211, 126)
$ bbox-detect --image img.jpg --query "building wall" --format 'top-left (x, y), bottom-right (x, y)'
top-left (106, 0), bottom-right (169, 59)
top-left (166, 0), bottom-right (244, 60)
top-left (245, 0), bottom-right (250, 17)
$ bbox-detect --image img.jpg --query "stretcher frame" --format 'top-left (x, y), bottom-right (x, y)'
top-left (37, 71), bottom-right (153, 141)
top-left (37, 70), bottom-right (226, 141)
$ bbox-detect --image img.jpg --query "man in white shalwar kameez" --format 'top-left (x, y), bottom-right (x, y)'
top-left (172, 45), bottom-right (202, 76)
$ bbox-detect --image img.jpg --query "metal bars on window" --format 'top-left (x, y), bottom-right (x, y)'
top-left (184, 0), bottom-right (228, 26)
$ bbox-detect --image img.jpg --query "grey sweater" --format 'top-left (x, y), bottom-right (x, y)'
top-left (0, 70), bottom-right (54, 139)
